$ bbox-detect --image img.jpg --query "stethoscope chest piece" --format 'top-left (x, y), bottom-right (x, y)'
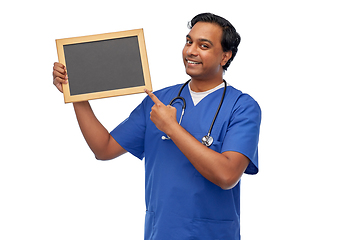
top-left (202, 135), bottom-right (214, 147)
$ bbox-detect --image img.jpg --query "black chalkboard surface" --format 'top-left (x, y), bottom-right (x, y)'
top-left (56, 29), bottom-right (152, 103)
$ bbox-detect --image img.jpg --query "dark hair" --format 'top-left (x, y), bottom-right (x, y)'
top-left (188, 13), bottom-right (241, 71)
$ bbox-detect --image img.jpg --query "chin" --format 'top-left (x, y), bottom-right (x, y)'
top-left (185, 69), bottom-right (200, 79)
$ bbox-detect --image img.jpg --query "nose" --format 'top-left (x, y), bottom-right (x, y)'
top-left (186, 43), bottom-right (198, 57)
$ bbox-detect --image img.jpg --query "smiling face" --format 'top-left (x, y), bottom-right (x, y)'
top-left (182, 22), bottom-right (232, 84)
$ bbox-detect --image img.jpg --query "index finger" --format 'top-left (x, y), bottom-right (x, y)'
top-left (144, 89), bottom-right (164, 105)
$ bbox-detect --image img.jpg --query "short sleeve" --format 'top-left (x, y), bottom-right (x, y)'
top-left (110, 99), bottom-right (147, 160)
top-left (221, 94), bottom-right (261, 174)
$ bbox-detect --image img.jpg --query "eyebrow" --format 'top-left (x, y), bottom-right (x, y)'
top-left (186, 34), bottom-right (214, 46)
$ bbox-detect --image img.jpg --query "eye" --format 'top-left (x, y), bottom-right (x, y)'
top-left (186, 39), bottom-right (192, 45)
top-left (201, 44), bottom-right (209, 49)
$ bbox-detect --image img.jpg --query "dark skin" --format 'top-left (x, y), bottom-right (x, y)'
top-left (53, 22), bottom-right (249, 190)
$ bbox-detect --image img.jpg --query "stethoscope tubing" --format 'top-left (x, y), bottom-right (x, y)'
top-left (162, 79), bottom-right (227, 147)
top-left (206, 80), bottom-right (227, 138)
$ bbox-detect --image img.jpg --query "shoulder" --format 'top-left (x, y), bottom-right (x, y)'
top-left (226, 86), bottom-right (261, 115)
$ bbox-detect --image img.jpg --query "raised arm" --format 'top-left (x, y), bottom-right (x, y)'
top-left (53, 62), bottom-right (127, 160)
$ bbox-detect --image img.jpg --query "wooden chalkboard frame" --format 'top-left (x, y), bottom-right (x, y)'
top-left (56, 29), bottom-right (152, 103)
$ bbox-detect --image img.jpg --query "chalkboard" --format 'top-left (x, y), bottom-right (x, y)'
top-left (56, 29), bottom-right (152, 103)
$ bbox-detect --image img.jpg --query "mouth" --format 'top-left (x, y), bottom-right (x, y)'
top-left (186, 58), bottom-right (201, 65)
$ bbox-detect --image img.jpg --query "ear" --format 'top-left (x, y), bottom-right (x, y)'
top-left (221, 51), bottom-right (233, 67)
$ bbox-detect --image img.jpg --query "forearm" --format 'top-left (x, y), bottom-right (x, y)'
top-left (73, 101), bottom-right (113, 159)
top-left (167, 124), bottom-right (246, 189)
top-left (53, 63), bottom-right (124, 160)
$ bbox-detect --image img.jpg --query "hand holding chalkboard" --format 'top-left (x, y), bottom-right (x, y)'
top-left (55, 29), bottom-right (152, 103)
top-left (52, 62), bottom-right (68, 93)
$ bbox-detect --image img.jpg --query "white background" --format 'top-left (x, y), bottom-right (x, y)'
top-left (1, 0), bottom-right (359, 239)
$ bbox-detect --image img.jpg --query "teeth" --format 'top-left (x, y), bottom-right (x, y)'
top-left (187, 60), bottom-right (200, 64)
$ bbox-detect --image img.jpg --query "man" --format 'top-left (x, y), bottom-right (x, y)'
top-left (53, 13), bottom-right (261, 240)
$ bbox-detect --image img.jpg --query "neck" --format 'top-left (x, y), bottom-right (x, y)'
top-left (189, 77), bottom-right (224, 92)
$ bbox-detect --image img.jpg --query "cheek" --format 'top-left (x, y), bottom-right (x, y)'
top-left (200, 53), bottom-right (214, 67)
top-left (182, 46), bottom-right (187, 57)
top-left (182, 47), bottom-right (187, 64)
top-left (204, 51), bottom-right (222, 67)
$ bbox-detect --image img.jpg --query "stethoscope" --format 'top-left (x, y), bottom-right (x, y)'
top-left (161, 79), bottom-right (227, 147)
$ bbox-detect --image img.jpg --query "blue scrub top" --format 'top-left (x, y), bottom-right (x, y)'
top-left (111, 83), bottom-right (261, 240)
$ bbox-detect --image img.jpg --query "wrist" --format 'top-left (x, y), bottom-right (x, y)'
top-left (165, 122), bottom-right (184, 140)
top-left (73, 101), bottom-right (90, 107)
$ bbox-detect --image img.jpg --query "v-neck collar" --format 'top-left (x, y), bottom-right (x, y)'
top-left (180, 82), bottom-right (225, 111)
top-left (188, 82), bottom-right (225, 106)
